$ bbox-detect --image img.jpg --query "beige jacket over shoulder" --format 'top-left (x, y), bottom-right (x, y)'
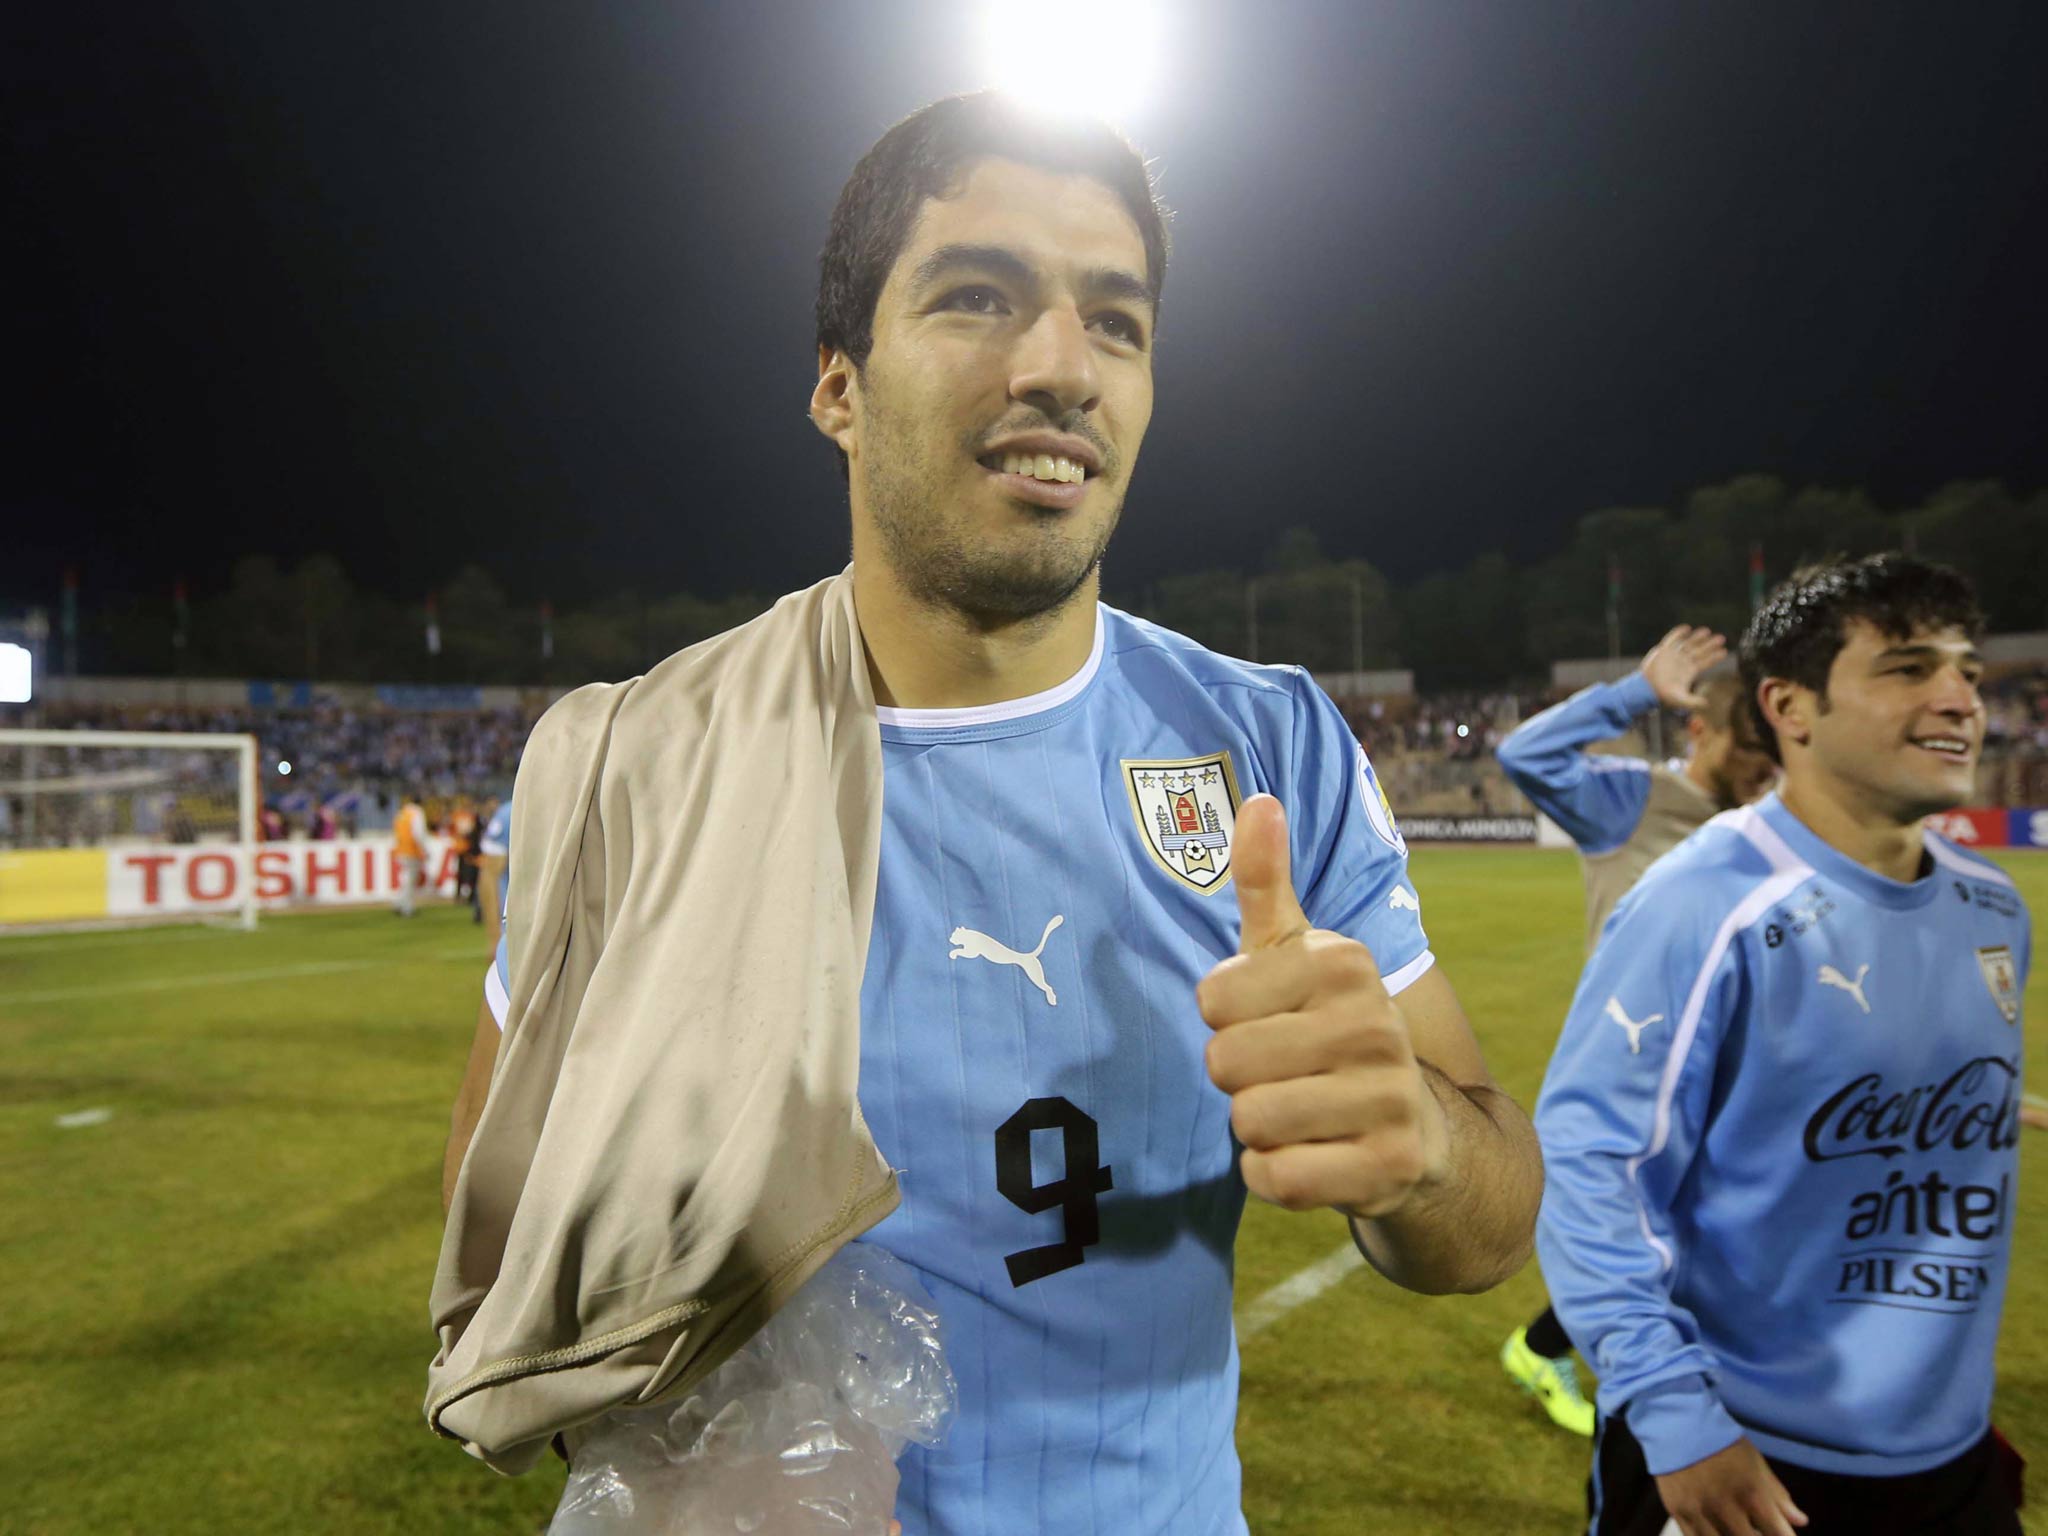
top-left (425, 569), bottom-right (899, 1474)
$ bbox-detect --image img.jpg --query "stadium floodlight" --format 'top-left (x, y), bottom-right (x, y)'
top-left (278, 760), bottom-right (293, 776)
top-left (0, 642), bottom-right (31, 704)
top-left (979, 0), bottom-right (1162, 126)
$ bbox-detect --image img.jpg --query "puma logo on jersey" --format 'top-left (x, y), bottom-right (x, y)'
top-left (1604, 996), bottom-right (1663, 1055)
top-left (1388, 887), bottom-right (1420, 913)
top-left (1817, 962), bottom-right (1872, 1013)
top-left (950, 915), bottom-right (1065, 1007)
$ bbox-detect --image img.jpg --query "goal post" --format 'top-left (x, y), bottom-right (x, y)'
top-left (0, 728), bottom-right (259, 932)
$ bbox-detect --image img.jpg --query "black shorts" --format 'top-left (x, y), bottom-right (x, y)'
top-left (1591, 1413), bottom-right (2021, 1536)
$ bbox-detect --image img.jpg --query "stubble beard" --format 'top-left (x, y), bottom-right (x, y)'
top-left (857, 390), bottom-right (1122, 627)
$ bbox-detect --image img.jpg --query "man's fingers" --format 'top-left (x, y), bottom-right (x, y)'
top-left (1198, 932), bottom-right (1384, 1028)
top-left (1765, 1474), bottom-right (1807, 1530)
top-left (1233, 794), bottom-right (1311, 953)
top-left (1204, 1008), bottom-right (1399, 1092)
top-left (1199, 949), bottom-right (1317, 1025)
top-left (1239, 1139), bottom-right (1371, 1211)
top-left (1227, 1072), bottom-right (1408, 1151)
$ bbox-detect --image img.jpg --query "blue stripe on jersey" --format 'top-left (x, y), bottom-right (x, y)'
top-left (1495, 674), bottom-right (1658, 854)
top-left (1536, 792), bottom-right (2028, 1478)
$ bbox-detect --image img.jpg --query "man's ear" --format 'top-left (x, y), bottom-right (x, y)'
top-left (810, 344), bottom-right (856, 454)
top-left (1757, 677), bottom-right (1810, 755)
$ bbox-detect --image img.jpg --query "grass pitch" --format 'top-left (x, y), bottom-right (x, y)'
top-left (2, 848), bottom-right (2042, 1535)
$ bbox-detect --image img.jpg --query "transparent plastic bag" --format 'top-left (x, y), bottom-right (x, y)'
top-left (549, 1242), bottom-right (956, 1534)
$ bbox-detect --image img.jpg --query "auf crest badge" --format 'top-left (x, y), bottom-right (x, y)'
top-left (1122, 751), bottom-right (1243, 894)
top-left (1977, 944), bottom-right (2021, 1024)
top-left (1357, 746), bottom-right (1406, 854)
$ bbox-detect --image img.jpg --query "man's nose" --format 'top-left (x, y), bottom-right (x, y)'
top-left (1930, 665), bottom-right (1983, 718)
top-left (1008, 304), bottom-right (1101, 418)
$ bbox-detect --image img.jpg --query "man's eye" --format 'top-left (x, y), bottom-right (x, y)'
top-left (941, 286), bottom-right (1007, 314)
top-left (1091, 311), bottom-right (1144, 346)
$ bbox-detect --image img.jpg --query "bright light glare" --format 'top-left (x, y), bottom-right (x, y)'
top-left (277, 760), bottom-right (293, 776)
top-left (1456, 724), bottom-right (1470, 739)
top-left (0, 642), bottom-right (30, 704)
top-left (981, 0), bottom-right (1161, 126)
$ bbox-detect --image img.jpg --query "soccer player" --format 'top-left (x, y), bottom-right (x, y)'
top-left (1536, 554), bottom-right (2027, 1535)
top-left (441, 93), bottom-right (1542, 1533)
top-left (1496, 624), bottom-right (1778, 1433)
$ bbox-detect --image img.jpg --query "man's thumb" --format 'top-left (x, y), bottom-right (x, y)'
top-left (1234, 794), bottom-right (1310, 952)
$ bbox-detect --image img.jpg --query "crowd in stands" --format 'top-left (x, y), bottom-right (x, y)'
top-left (7, 667), bottom-right (2048, 849)
top-left (0, 699), bottom-right (535, 848)
top-left (2, 700), bottom-right (533, 817)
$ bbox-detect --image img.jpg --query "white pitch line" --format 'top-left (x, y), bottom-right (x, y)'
top-left (7, 958), bottom-right (376, 1005)
top-left (1235, 1241), bottom-right (1367, 1340)
top-left (0, 925), bottom-right (227, 955)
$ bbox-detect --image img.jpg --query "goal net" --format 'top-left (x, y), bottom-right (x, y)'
top-left (0, 729), bottom-right (258, 932)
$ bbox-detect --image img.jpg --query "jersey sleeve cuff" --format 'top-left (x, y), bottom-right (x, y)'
top-left (1625, 1374), bottom-right (1744, 1475)
top-left (1611, 671), bottom-right (1660, 718)
top-left (1382, 948), bottom-right (1435, 996)
top-left (484, 963), bottom-right (509, 1030)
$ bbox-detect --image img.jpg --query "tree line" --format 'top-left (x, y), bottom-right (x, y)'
top-left (50, 475), bottom-right (2047, 693)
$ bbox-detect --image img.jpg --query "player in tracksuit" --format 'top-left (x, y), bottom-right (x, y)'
top-left (1495, 627), bottom-right (1779, 1433)
top-left (1537, 554), bottom-right (2026, 1535)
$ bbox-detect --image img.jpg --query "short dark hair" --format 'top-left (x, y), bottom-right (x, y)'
top-left (1737, 553), bottom-right (1986, 763)
top-left (815, 92), bottom-right (1171, 373)
top-left (1694, 672), bottom-right (1746, 734)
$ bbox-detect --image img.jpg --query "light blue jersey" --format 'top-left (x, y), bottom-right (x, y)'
top-left (1496, 674), bottom-right (1658, 853)
top-left (492, 605), bottom-right (1432, 1534)
top-left (1535, 793), bottom-right (2028, 1482)
top-left (480, 799), bottom-right (511, 860)
top-left (480, 797), bottom-right (511, 912)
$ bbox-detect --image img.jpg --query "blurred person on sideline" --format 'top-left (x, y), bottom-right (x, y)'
top-left (475, 794), bottom-right (508, 947)
top-left (393, 787), bottom-right (429, 919)
top-left (448, 794), bottom-right (481, 915)
top-left (1494, 625), bottom-right (1778, 1434)
top-left (437, 92), bottom-right (1542, 1535)
top-left (1537, 555), bottom-right (2026, 1535)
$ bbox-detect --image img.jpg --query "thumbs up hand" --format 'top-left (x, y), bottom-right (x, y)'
top-left (1198, 795), bottom-right (1450, 1219)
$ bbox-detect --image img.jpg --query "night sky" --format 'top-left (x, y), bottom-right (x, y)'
top-left (7, 2), bottom-right (2046, 611)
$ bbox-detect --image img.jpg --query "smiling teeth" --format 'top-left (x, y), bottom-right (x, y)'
top-left (1916, 738), bottom-right (1968, 753)
top-left (999, 452), bottom-right (1087, 483)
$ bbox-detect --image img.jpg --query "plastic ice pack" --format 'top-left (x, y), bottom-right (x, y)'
top-left (548, 1242), bottom-right (955, 1535)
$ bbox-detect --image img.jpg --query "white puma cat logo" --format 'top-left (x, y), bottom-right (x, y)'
top-left (949, 915), bottom-right (1065, 1007)
top-left (1817, 962), bottom-right (1872, 1013)
top-left (1388, 887), bottom-right (1420, 912)
top-left (1603, 996), bottom-right (1663, 1055)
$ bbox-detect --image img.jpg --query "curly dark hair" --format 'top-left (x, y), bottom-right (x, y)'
top-left (1737, 553), bottom-right (1986, 763)
top-left (815, 92), bottom-right (1170, 376)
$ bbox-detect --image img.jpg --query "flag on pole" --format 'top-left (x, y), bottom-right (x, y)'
top-left (1748, 542), bottom-right (1766, 613)
top-left (425, 593), bottom-right (442, 656)
top-left (540, 599), bottom-right (554, 661)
